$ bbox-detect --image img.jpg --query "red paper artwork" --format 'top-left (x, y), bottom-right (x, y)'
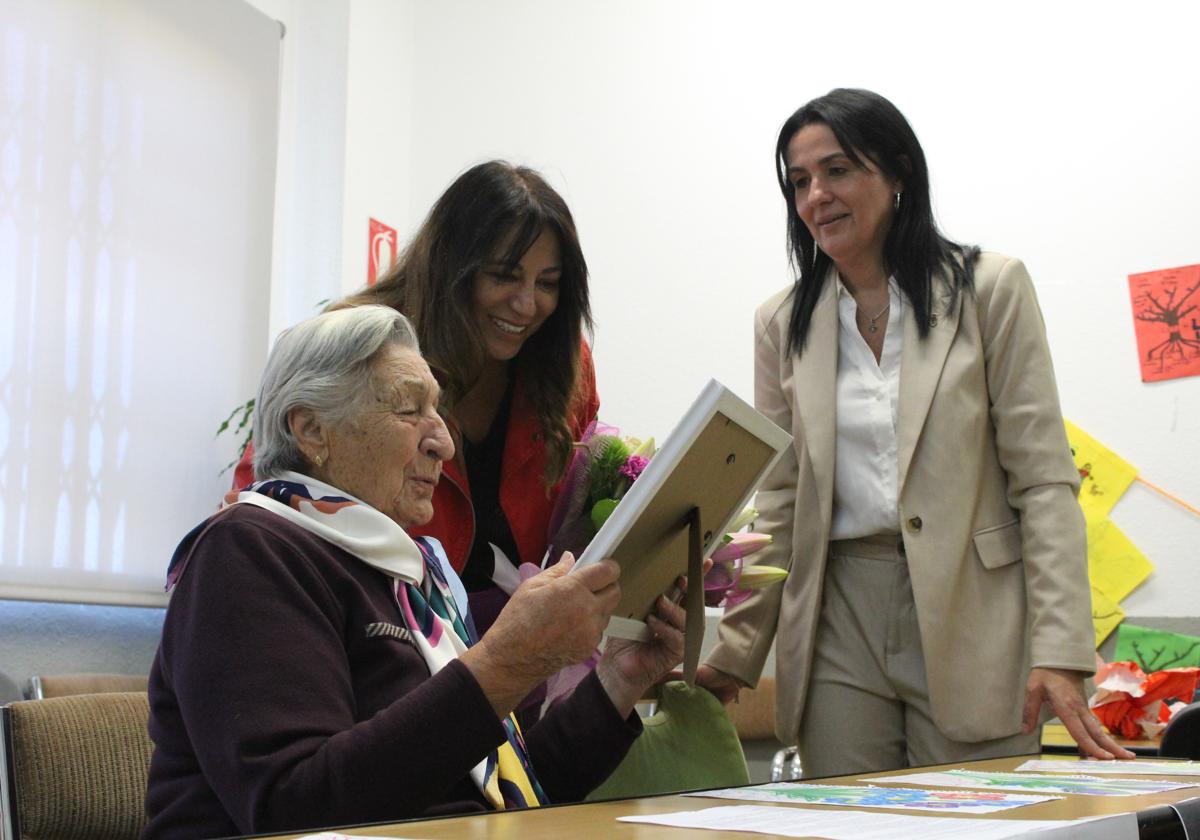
top-left (1127, 263), bottom-right (1200, 383)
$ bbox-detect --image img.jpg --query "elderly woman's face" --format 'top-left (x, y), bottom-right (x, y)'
top-left (323, 345), bottom-right (454, 529)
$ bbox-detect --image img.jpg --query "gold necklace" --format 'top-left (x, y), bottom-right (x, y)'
top-left (861, 302), bottom-right (890, 333)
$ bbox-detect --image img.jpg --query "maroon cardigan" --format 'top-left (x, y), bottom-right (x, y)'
top-left (142, 505), bottom-right (638, 840)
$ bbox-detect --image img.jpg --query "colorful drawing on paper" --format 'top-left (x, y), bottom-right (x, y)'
top-left (1114, 624), bottom-right (1200, 672)
top-left (873, 769), bottom-right (1197, 797)
top-left (685, 782), bottom-right (1056, 814)
top-left (367, 218), bottom-right (398, 286)
top-left (1017, 759), bottom-right (1200, 776)
top-left (1128, 263), bottom-right (1200, 383)
top-left (1064, 421), bottom-right (1137, 524)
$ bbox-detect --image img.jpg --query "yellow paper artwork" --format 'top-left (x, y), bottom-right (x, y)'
top-left (1064, 421), bottom-right (1152, 646)
top-left (1091, 585), bottom-right (1125, 648)
top-left (1064, 421), bottom-right (1138, 525)
top-left (1086, 519), bottom-right (1153, 604)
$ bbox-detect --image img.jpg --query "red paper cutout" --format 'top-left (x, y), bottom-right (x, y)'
top-left (1127, 263), bottom-right (1200, 383)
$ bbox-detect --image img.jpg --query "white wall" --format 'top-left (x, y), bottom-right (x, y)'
top-left (243, 0), bottom-right (351, 337)
top-left (340, 0), bottom-right (418, 291)
top-left (266, 0), bottom-right (1200, 615)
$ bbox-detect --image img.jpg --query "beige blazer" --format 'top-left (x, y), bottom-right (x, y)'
top-left (707, 252), bottom-right (1094, 744)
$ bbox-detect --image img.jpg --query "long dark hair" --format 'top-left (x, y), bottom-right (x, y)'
top-left (339, 160), bottom-right (592, 486)
top-left (775, 88), bottom-right (978, 355)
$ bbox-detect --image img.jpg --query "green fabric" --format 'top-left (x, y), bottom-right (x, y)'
top-left (587, 680), bottom-right (749, 800)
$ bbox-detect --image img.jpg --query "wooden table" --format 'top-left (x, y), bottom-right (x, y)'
top-left (262, 753), bottom-right (1200, 839)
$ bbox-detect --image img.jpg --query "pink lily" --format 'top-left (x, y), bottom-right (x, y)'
top-left (710, 532), bottom-right (772, 563)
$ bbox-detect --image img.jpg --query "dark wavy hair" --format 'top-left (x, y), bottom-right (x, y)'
top-left (775, 88), bottom-right (978, 354)
top-left (338, 160), bottom-right (592, 486)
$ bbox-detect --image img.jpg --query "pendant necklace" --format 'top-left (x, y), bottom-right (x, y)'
top-left (862, 302), bottom-right (890, 333)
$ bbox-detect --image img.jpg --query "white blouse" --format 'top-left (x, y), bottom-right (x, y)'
top-left (829, 277), bottom-right (904, 540)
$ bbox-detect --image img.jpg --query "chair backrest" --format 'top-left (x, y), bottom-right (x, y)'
top-left (1160, 702), bottom-right (1200, 760)
top-left (586, 680), bottom-right (749, 800)
top-left (27, 674), bottom-right (148, 701)
top-left (1, 692), bottom-right (152, 840)
top-left (726, 676), bottom-right (777, 742)
top-left (0, 671), bottom-right (21, 706)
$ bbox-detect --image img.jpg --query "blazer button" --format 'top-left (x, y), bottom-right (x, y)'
top-left (905, 516), bottom-right (923, 533)
top-left (929, 314), bottom-right (939, 327)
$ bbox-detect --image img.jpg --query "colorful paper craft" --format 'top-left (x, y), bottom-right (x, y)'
top-left (1090, 660), bottom-right (1200, 739)
top-left (1127, 263), bottom-right (1200, 383)
top-left (872, 769), bottom-right (1196, 797)
top-left (1064, 421), bottom-right (1137, 524)
top-left (686, 782), bottom-right (1056, 814)
top-left (1114, 624), bottom-right (1200, 672)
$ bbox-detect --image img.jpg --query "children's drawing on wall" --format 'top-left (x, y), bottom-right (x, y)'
top-left (1127, 263), bottom-right (1200, 383)
top-left (1064, 421), bottom-right (1152, 646)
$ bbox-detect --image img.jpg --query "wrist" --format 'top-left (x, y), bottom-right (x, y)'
top-left (595, 657), bottom-right (644, 719)
top-left (459, 639), bottom-right (543, 719)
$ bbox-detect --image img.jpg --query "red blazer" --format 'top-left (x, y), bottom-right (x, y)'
top-left (232, 343), bottom-right (600, 574)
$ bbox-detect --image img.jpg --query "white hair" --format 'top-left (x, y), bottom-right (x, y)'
top-left (252, 305), bottom-right (420, 480)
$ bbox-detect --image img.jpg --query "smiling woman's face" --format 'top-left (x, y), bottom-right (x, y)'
top-left (472, 227), bottom-right (562, 362)
top-left (322, 344), bottom-right (454, 529)
top-left (785, 122), bottom-right (901, 273)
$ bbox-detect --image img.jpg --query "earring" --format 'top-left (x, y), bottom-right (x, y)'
top-left (894, 192), bottom-right (902, 210)
top-left (313, 453), bottom-right (325, 467)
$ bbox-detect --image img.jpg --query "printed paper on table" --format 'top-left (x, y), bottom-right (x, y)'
top-left (1127, 263), bottom-right (1200, 383)
top-left (1017, 758), bottom-right (1200, 776)
top-left (620, 805), bottom-right (1138, 840)
top-left (872, 769), bottom-right (1197, 797)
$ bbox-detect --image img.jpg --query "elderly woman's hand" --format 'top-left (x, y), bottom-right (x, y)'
top-left (460, 553), bottom-right (621, 719)
top-left (595, 586), bottom-right (688, 718)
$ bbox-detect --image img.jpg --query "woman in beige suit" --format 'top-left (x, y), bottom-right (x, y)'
top-left (698, 88), bottom-right (1131, 777)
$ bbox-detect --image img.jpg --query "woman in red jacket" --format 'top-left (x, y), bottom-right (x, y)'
top-left (236, 161), bottom-right (599, 669)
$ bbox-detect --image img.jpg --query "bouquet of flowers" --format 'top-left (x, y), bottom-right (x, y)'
top-left (545, 421), bottom-right (654, 563)
top-left (545, 420), bottom-right (786, 608)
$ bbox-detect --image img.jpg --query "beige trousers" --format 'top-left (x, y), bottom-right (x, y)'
top-left (797, 534), bottom-right (1037, 779)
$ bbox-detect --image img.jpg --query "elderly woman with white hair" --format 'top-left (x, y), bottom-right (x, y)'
top-left (142, 305), bottom-right (687, 840)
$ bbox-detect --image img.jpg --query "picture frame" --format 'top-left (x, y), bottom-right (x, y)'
top-left (574, 380), bottom-right (792, 641)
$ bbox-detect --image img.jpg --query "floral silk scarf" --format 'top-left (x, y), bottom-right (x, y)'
top-left (170, 471), bottom-right (546, 810)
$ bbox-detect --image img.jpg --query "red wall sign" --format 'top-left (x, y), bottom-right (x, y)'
top-left (368, 218), bottom-right (398, 286)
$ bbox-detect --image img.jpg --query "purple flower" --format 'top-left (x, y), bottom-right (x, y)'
top-left (619, 454), bottom-right (649, 483)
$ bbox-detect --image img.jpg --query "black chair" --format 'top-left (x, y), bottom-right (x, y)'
top-left (1159, 702), bottom-right (1200, 759)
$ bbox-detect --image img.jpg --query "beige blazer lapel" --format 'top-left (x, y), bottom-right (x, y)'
top-left (897, 278), bottom-right (960, 492)
top-left (791, 279), bottom-right (839, 523)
